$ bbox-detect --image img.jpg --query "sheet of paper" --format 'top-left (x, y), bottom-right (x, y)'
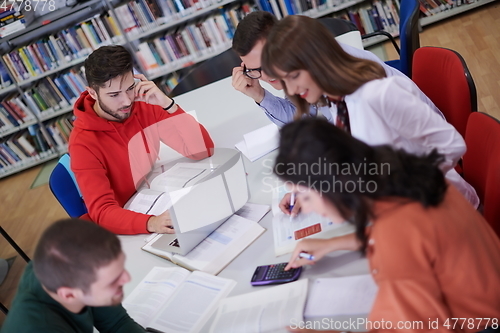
top-left (235, 123), bottom-right (279, 162)
top-left (272, 212), bottom-right (355, 256)
top-left (124, 188), bottom-right (172, 215)
top-left (304, 275), bottom-right (378, 318)
top-left (209, 279), bottom-right (308, 333)
top-left (235, 202), bottom-right (270, 222)
top-left (148, 271), bottom-right (236, 333)
top-left (150, 162), bottom-right (218, 192)
top-left (271, 186), bottom-right (355, 256)
top-left (122, 267), bottom-right (191, 328)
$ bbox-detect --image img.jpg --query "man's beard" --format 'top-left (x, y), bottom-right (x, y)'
top-left (98, 97), bottom-right (133, 121)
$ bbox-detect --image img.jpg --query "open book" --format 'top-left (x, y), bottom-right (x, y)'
top-left (272, 186), bottom-right (355, 256)
top-left (123, 266), bottom-right (236, 333)
top-left (142, 203), bottom-right (269, 275)
top-left (143, 214), bottom-right (265, 275)
top-left (209, 279), bottom-right (308, 332)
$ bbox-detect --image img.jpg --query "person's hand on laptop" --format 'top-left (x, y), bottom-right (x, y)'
top-left (147, 210), bottom-right (175, 234)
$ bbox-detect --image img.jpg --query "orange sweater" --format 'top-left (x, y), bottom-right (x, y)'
top-left (367, 185), bottom-right (500, 332)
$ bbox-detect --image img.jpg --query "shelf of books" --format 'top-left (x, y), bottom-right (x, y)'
top-left (2, 14), bottom-right (124, 87)
top-left (0, 112), bottom-right (73, 178)
top-left (0, 94), bottom-right (38, 139)
top-left (116, 0), bottom-right (243, 41)
top-left (419, 0), bottom-right (497, 26)
top-left (0, 0), bottom-right (494, 179)
top-left (0, 65), bottom-right (85, 178)
top-left (134, 2), bottom-right (256, 79)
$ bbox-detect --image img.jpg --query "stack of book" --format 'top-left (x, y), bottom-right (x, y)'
top-left (0, 6), bottom-right (34, 38)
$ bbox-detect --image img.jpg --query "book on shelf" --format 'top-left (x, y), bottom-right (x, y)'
top-left (0, 61), bottom-right (13, 88)
top-left (123, 266), bottom-right (236, 333)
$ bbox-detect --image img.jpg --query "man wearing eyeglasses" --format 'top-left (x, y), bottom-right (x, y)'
top-left (231, 11), bottom-right (443, 126)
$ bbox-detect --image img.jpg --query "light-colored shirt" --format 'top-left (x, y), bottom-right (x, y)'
top-left (330, 76), bottom-right (478, 207)
top-left (257, 42), bottom-right (444, 126)
top-left (368, 185), bottom-right (500, 332)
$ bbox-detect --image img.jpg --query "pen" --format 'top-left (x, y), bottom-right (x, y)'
top-left (299, 252), bottom-right (315, 261)
top-left (289, 192), bottom-right (295, 214)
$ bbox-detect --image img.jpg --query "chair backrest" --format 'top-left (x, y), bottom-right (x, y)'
top-left (412, 47), bottom-right (477, 138)
top-left (319, 18), bottom-right (363, 50)
top-left (318, 17), bottom-right (358, 37)
top-left (170, 48), bottom-right (241, 97)
top-left (463, 112), bottom-right (500, 236)
top-left (399, 0), bottom-right (420, 77)
top-left (49, 154), bottom-right (87, 218)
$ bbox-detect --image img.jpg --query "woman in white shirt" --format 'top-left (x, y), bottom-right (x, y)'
top-left (261, 15), bottom-right (479, 209)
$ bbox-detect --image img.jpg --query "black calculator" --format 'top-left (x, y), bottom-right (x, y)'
top-left (250, 262), bottom-right (302, 286)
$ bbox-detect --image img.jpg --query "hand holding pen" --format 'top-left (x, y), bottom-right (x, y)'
top-left (279, 192), bottom-right (301, 217)
top-left (289, 192), bottom-right (295, 221)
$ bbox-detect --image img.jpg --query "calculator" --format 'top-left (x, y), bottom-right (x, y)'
top-left (250, 262), bottom-right (302, 286)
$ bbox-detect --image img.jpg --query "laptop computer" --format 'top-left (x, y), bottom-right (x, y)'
top-left (150, 148), bottom-right (249, 255)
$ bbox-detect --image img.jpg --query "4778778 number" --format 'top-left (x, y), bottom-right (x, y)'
top-left (1, 0), bottom-right (57, 12)
top-left (443, 318), bottom-right (499, 330)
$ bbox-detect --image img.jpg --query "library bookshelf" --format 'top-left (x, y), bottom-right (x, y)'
top-left (0, 0), bottom-right (494, 179)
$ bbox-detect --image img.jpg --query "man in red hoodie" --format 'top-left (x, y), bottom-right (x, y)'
top-left (69, 45), bottom-right (214, 235)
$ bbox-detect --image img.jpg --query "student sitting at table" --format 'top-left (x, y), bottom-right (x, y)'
top-left (260, 15), bottom-right (478, 211)
top-left (231, 10), bottom-right (443, 126)
top-left (69, 45), bottom-right (214, 235)
top-left (274, 119), bottom-right (500, 333)
top-left (1, 219), bottom-right (145, 333)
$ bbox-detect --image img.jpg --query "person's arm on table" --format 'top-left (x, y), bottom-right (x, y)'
top-left (285, 234), bottom-right (361, 271)
top-left (70, 144), bottom-right (174, 234)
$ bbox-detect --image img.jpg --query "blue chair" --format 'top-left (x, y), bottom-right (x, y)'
top-left (362, 0), bottom-right (420, 77)
top-left (49, 154), bottom-right (88, 218)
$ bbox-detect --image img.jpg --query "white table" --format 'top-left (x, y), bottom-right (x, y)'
top-left (119, 77), bottom-right (370, 328)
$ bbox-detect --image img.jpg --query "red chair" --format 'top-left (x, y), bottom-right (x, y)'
top-left (462, 112), bottom-right (500, 236)
top-left (412, 47), bottom-right (477, 139)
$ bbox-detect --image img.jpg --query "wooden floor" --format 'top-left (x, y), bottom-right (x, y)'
top-left (0, 1), bottom-right (499, 324)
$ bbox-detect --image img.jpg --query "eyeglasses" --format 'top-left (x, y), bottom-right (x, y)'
top-left (243, 65), bottom-right (262, 79)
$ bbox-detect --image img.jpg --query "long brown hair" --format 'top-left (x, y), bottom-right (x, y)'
top-left (261, 15), bottom-right (386, 118)
top-left (275, 119), bottom-right (447, 253)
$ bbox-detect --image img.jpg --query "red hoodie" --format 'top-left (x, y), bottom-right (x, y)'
top-left (69, 91), bottom-right (214, 234)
